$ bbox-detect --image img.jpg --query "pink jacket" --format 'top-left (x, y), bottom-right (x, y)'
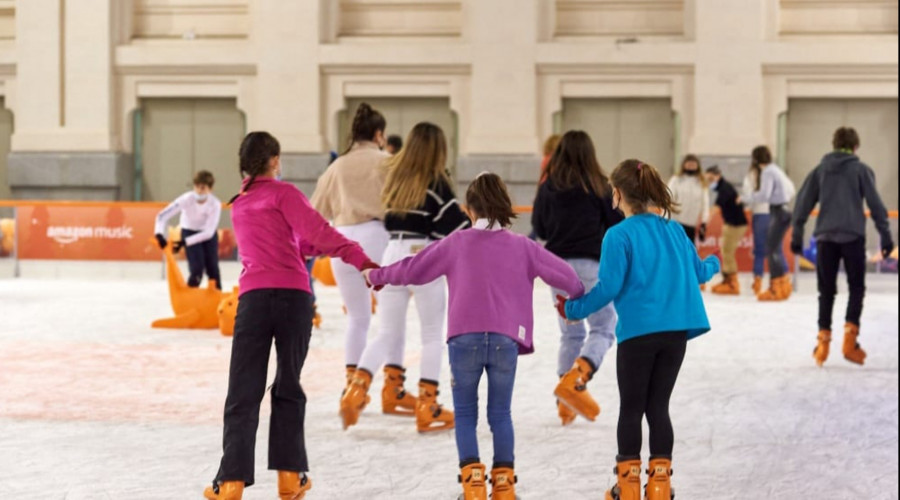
top-left (231, 177), bottom-right (370, 296)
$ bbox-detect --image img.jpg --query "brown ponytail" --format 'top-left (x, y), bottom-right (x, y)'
top-left (230, 131), bottom-right (280, 203)
top-left (610, 159), bottom-right (680, 218)
top-left (750, 145), bottom-right (772, 191)
top-left (346, 102), bottom-right (386, 153)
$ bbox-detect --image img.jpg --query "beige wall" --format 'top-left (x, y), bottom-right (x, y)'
top-left (0, 0), bottom-right (896, 199)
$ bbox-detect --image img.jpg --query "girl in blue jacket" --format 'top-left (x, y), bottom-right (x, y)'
top-left (557, 159), bottom-right (719, 500)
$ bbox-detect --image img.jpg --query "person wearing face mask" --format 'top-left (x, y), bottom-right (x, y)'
top-left (668, 154), bottom-right (711, 246)
top-left (154, 170), bottom-right (223, 290)
top-left (704, 165), bottom-right (748, 295)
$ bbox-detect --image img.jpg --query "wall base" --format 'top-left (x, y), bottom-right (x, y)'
top-left (8, 152), bottom-right (134, 201)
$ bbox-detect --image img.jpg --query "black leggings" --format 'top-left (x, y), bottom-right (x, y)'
top-left (817, 238), bottom-right (866, 330)
top-left (182, 228), bottom-right (221, 290)
top-left (616, 332), bottom-right (687, 460)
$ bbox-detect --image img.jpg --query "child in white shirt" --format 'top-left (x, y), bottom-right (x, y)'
top-left (154, 170), bottom-right (223, 289)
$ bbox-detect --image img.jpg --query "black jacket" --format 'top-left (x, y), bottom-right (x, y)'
top-left (713, 178), bottom-right (748, 227)
top-left (384, 178), bottom-right (471, 239)
top-left (793, 151), bottom-right (892, 246)
top-left (531, 180), bottom-right (623, 261)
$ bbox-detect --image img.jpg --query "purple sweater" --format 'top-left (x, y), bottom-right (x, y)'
top-left (232, 177), bottom-right (370, 296)
top-left (368, 227), bottom-right (584, 354)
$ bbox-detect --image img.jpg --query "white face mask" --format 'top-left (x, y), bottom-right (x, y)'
top-left (192, 192), bottom-right (209, 202)
top-left (709, 181), bottom-right (719, 191)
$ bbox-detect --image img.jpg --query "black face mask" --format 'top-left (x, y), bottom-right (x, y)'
top-left (683, 169), bottom-right (699, 176)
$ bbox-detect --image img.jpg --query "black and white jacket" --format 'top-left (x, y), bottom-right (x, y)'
top-left (384, 178), bottom-right (471, 239)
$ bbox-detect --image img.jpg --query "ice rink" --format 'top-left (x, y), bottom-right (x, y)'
top-left (0, 270), bottom-right (897, 499)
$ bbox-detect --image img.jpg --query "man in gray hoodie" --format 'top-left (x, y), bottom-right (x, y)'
top-left (792, 127), bottom-right (894, 367)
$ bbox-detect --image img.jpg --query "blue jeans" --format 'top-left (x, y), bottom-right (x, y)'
top-left (552, 258), bottom-right (617, 376)
top-left (752, 213), bottom-right (772, 277)
top-left (448, 333), bottom-right (519, 468)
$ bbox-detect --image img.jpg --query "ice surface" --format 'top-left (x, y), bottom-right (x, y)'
top-left (0, 273), bottom-right (897, 499)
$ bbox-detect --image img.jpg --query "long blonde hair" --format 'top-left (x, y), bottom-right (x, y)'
top-left (382, 122), bottom-right (451, 213)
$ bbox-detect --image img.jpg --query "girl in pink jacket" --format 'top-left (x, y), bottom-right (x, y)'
top-left (204, 132), bottom-right (378, 500)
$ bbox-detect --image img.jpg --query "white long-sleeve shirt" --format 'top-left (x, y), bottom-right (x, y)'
top-left (746, 163), bottom-right (795, 206)
top-left (154, 192), bottom-right (222, 246)
top-left (668, 174), bottom-right (710, 227)
top-left (742, 171), bottom-right (770, 215)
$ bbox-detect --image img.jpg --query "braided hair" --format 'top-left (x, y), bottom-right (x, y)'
top-left (230, 131), bottom-right (280, 203)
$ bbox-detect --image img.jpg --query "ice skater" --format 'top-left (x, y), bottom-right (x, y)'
top-left (531, 130), bottom-right (622, 425)
top-left (668, 154), bottom-right (710, 248)
top-left (705, 165), bottom-right (748, 295)
top-left (154, 170), bottom-right (222, 289)
top-left (310, 102), bottom-right (392, 401)
top-left (340, 122), bottom-right (470, 433)
top-left (557, 159), bottom-right (719, 500)
top-left (204, 132), bottom-right (379, 500)
top-left (791, 126), bottom-right (894, 367)
top-left (743, 162), bottom-right (771, 294)
top-left (364, 173), bottom-right (584, 500)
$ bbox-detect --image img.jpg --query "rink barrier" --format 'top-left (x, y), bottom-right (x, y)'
top-left (0, 201), bottom-right (896, 280)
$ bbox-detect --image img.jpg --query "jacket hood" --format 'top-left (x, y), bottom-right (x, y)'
top-left (820, 151), bottom-right (858, 174)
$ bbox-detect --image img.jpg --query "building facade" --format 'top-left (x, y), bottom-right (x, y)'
top-left (0, 0), bottom-right (896, 209)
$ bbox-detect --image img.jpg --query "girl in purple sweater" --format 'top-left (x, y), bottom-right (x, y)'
top-left (204, 132), bottom-right (378, 500)
top-left (364, 173), bottom-right (584, 500)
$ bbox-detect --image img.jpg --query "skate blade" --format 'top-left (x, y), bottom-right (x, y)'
top-left (417, 422), bottom-right (455, 433)
top-left (553, 389), bottom-right (599, 421)
top-left (382, 407), bottom-right (416, 416)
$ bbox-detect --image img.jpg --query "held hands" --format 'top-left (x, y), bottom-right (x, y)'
top-left (360, 261), bottom-right (383, 291)
top-left (555, 294), bottom-right (568, 321)
top-left (155, 233), bottom-right (167, 249)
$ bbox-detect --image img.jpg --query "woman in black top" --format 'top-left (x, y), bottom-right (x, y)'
top-left (340, 122), bottom-right (470, 433)
top-left (532, 130), bottom-right (623, 426)
top-left (705, 165), bottom-right (749, 295)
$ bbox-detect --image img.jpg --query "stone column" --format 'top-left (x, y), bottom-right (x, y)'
top-left (459, 0), bottom-right (541, 210)
top-left (252, 0), bottom-right (328, 196)
top-left (10, 0), bottom-right (129, 200)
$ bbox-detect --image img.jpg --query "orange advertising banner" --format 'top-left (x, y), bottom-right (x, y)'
top-left (15, 204), bottom-right (163, 261)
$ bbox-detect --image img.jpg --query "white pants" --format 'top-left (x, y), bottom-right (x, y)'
top-left (331, 220), bottom-right (391, 366)
top-left (357, 238), bottom-right (447, 382)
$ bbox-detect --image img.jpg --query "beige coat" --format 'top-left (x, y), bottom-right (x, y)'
top-left (311, 141), bottom-right (389, 226)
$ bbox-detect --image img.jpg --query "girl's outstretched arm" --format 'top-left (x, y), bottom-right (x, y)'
top-left (368, 238), bottom-right (450, 287)
top-left (565, 231), bottom-right (628, 320)
top-left (529, 241), bottom-right (584, 299)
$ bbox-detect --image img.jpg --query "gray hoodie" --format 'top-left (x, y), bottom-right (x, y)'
top-left (792, 152), bottom-right (892, 247)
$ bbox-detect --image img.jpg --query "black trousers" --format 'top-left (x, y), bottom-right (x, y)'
top-left (616, 332), bottom-right (687, 460)
top-left (182, 228), bottom-right (221, 290)
top-left (214, 289), bottom-right (314, 488)
top-left (679, 224), bottom-right (696, 243)
top-left (766, 205), bottom-right (792, 278)
top-left (817, 238), bottom-right (867, 331)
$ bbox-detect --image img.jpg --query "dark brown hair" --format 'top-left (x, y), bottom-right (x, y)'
top-left (750, 145), bottom-right (772, 191)
top-left (233, 131), bottom-right (280, 202)
top-left (610, 159), bottom-right (680, 218)
top-left (193, 170), bottom-right (215, 188)
top-left (833, 127), bottom-right (860, 151)
top-left (679, 153), bottom-right (707, 188)
top-left (705, 165), bottom-right (722, 177)
top-left (546, 130), bottom-right (610, 197)
top-left (465, 173), bottom-right (517, 228)
top-left (346, 102), bottom-right (386, 152)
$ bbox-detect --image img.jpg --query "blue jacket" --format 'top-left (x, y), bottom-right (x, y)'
top-left (565, 213), bottom-right (720, 343)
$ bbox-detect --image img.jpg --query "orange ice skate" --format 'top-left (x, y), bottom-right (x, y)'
top-left (277, 471), bottom-right (311, 500)
top-left (554, 357), bottom-right (600, 421)
top-left (842, 323), bottom-right (866, 365)
top-left (417, 380), bottom-right (454, 432)
top-left (382, 365), bottom-right (417, 416)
